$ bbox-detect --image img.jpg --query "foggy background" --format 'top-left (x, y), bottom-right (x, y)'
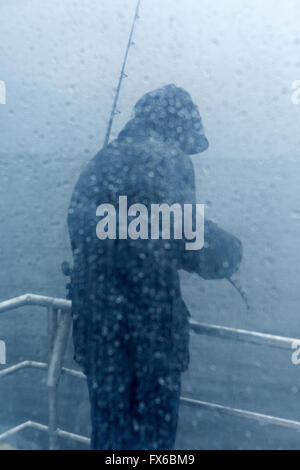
top-left (0, 0), bottom-right (300, 449)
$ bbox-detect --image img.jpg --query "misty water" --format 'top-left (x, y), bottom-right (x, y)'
top-left (0, 0), bottom-right (300, 450)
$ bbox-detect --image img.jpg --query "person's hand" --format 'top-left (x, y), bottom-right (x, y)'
top-left (199, 221), bottom-right (243, 280)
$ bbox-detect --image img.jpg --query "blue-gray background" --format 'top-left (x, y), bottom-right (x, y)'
top-left (0, 0), bottom-right (300, 449)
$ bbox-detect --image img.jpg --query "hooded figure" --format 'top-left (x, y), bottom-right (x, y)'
top-left (68, 84), bottom-right (242, 450)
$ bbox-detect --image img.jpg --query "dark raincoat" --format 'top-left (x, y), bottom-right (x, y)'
top-left (67, 84), bottom-right (242, 449)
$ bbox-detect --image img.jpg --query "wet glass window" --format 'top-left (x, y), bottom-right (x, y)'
top-left (0, 0), bottom-right (300, 451)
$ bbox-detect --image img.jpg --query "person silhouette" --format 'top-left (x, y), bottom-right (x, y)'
top-left (67, 84), bottom-right (242, 449)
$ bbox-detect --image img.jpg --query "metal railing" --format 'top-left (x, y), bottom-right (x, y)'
top-left (0, 294), bottom-right (88, 449)
top-left (0, 293), bottom-right (300, 449)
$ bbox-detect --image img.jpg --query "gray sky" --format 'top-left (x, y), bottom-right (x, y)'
top-left (0, 0), bottom-right (299, 160)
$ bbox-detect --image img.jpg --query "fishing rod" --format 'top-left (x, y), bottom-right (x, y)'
top-left (62, 0), bottom-right (142, 285)
top-left (104, 0), bottom-right (142, 147)
top-left (227, 277), bottom-right (250, 311)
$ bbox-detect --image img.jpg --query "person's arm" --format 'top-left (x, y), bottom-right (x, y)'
top-left (174, 155), bottom-right (243, 279)
top-left (181, 219), bottom-right (242, 279)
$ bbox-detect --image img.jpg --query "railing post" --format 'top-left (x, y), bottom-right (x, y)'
top-left (47, 309), bottom-right (72, 450)
top-left (47, 305), bottom-right (58, 450)
top-left (48, 383), bottom-right (59, 450)
top-left (47, 306), bottom-right (58, 362)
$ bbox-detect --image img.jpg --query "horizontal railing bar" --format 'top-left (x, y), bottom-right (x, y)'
top-left (0, 421), bottom-right (90, 445)
top-left (61, 367), bottom-right (86, 379)
top-left (0, 294), bottom-right (71, 314)
top-left (189, 320), bottom-right (298, 350)
top-left (3, 396), bottom-right (300, 445)
top-left (181, 397), bottom-right (300, 431)
top-left (0, 361), bottom-right (47, 377)
top-left (0, 361), bottom-right (85, 379)
top-left (0, 422), bottom-right (37, 441)
top-left (0, 294), bottom-right (298, 350)
top-left (57, 428), bottom-right (90, 445)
